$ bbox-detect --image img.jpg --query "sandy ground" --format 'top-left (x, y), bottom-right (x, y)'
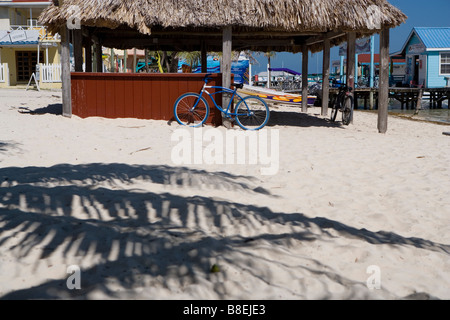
top-left (0, 87), bottom-right (449, 300)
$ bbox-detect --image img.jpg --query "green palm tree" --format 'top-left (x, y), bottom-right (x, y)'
top-left (175, 51), bottom-right (201, 72)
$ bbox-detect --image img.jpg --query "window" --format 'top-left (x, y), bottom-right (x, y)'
top-left (441, 53), bottom-right (450, 75)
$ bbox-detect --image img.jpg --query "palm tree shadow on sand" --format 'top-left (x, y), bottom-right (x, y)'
top-left (0, 163), bottom-right (447, 300)
top-left (0, 142), bottom-right (11, 153)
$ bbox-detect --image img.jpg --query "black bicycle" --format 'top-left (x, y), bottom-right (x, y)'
top-left (329, 81), bottom-right (354, 125)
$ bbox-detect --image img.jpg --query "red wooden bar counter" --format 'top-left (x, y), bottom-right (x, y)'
top-left (70, 72), bottom-right (223, 126)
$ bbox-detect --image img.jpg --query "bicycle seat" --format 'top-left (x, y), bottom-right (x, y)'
top-left (233, 83), bottom-right (243, 89)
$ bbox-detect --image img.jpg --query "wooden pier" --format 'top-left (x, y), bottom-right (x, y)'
top-left (329, 87), bottom-right (450, 110)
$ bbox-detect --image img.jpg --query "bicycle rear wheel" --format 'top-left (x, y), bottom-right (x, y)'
top-left (174, 93), bottom-right (209, 127)
top-left (341, 95), bottom-right (354, 125)
top-left (234, 96), bottom-right (270, 130)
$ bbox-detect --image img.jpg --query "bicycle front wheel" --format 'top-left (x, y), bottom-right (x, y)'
top-left (234, 96), bottom-right (270, 130)
top-left (341, 95), bottom-right (354, 125)
top-left (174, 93), bottom-right (209, 127)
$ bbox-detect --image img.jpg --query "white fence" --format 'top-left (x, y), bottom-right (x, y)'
top-left (0, 63), bottom-right (9, 84)
top-left (41, 64), bottom-right (62, 83)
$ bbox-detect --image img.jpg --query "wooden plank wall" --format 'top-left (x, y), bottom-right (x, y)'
top-left (71, 73), bottom-right (223, 126)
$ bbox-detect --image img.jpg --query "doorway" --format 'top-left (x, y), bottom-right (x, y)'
top-left (413, 55), bottom-right (419, 84)
top-left (16, 51), bottom-right (43, 82)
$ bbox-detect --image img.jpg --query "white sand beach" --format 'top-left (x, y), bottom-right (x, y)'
top-left (0, 88), bottom-right (449, 300)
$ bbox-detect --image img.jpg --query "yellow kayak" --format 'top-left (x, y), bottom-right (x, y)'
top-left (238, 85), bottom-right (316, 106)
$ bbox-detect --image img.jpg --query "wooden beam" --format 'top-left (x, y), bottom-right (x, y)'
top-left (144, 49), bottom-right (149, 73)
top-left (94, 28), bottom-right (320, 38)
top-left (301, 44), bottom-right (308, 113)
top-left (100, 37), bottom-right (298, 51)
top-left (346, 32), bottom-right (356, 90)
top-left (60, 25), bottom-right (72, 117)
top-left (346, 32), bottom-right (356, 124)
top-left (321, 37), bottom-right (330, 116)
top-left (85, 37), bottom-right (92, 72)
top-left (222, 26), bottom-right (232, 128)
top-left (95, 39), bottom-right (103, 73)
top-left (201, 40), bottom-right (207, 73)
top-left (110, 48), bottom-right (115, 72)
top-left (124, 49), bottom-right (128, 73)
top-left (305, 31), bottom-right (346, 46)
top-left (378, 28), bottom-right (390, 133)
top-left (133, 48), bottom-right (137, 73)
top-left (72, 29), bottom-right (83, 72)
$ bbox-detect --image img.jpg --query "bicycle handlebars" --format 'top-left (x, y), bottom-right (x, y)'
top-left (203, 74), bottom-right (243, 89)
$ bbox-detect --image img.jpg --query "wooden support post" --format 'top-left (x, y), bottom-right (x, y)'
top-left (431, 92), bottom-right (435, 108)
top-left (346, 32), bottom-right (356, 91)
top-left (321, 37), bottom-right (330, 116)
top-left (133, 48), bottom-right (137, 73)
top-left (85, 38), bottom-right (92, 72)
top-left (222, 26), bottom-right (232, 128)
top-left (145, 49), bottom-right (149, 73)
top-left (369, 90), bottom-right (374, 110)
top-left (124, 49), bottom-right (127, 73)
top-left (201, 40), bottom-right (207, 73)
top-left (378, 28), bottom-right (390, 133)
top-left (346, 32), bottom-right (356, 123)
top-left (301, 44), bottom-right (308, 113)
top-left (95, 39), bottom-right (103, 73)
top-left (414, 88), bottom-right (423, 115)
top-left (60, 25), bottom-right (72, 117)
top-left (72, 29), bottom-right (83, 72)
top-left (110, 48), bottom-right (115, 72)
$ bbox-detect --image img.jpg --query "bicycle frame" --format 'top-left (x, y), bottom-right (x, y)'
top-left (197, 81), bottom-right (249, 117)
top-left (174, 74), bottom-right (270, 130)
top-left (333, 83), bottom-right (352, 108)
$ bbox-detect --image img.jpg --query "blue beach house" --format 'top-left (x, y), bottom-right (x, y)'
top-left (393, 27), bottom-right (450, 88)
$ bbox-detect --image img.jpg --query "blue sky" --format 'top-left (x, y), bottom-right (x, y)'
top-left (251, 0), bottom-right (450, 75)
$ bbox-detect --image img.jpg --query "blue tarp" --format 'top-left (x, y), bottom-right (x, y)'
top-left (178, 56), bottom-right (250, 84)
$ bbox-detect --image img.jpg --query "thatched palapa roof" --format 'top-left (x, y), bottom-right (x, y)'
top-left (39, 0), bottom-right (407, 52)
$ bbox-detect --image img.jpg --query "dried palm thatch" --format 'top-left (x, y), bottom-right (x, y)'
top-left (39, 0), bottom-right (407, 52)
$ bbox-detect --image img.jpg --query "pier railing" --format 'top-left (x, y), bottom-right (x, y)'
top-left (328, 87), bottom-right (450, 110)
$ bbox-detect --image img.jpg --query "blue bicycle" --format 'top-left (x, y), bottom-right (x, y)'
top-left (173, 74), bottom-right (270, 130)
